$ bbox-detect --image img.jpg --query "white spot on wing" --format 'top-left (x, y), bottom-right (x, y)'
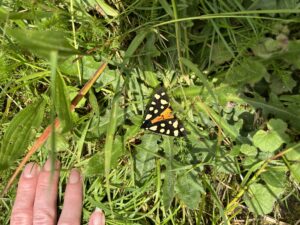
top-left (161, 92), bottom-right (166, 96)
top-left (160, 106), bottom-right (164, 109)
top-left (160, 128), bottom-right (165, 133)
top-left (180, 127), bottom-right (185, 131)
top-left (161, 123), bottom-right (165, 127)
top-left (151, 101), bottom-right (156, 105)
top-left (168, 121), bottom-right (172, 124)
top-left (173, 120), bottom-right (178, 128)
top-left (154, 109), bottom-right (158, 114)
top-left (166, 130), bottom-right (170, 135)
top-left (149, 126), bottom-right (158, 131)
top-left (160, 99), bottom-right (168, 105)
top-left (145, 114), bottom-right (152, 120)
top-left (154, 94), bottom-right (160, 99)
top-left (174, 130), bottom-right (179, 136)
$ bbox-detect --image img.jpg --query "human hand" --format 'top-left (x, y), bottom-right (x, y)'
top-left (10, 159), bottom-right (105, 225)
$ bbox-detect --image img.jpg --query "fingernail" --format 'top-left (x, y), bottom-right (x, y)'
top-left (93, 208), bottom-right (105, 225)
top-left (44, 158), bottom-right (60, 172)
top-left (69, 169), bottom-right (81, 184)
top-left (23, 162), bottom-right (39, 178)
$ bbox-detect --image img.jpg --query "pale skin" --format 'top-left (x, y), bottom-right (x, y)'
top-left (10, 159), bottom-right (105, 225)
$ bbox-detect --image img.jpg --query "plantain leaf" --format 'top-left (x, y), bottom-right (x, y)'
top-left (0, 99), bottom-right (46, 170)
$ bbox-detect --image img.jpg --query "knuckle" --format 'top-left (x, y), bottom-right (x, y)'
top-left (10, 210), bottom-right (32, 225)
top-left (33, 208), bottom-right (55, 224)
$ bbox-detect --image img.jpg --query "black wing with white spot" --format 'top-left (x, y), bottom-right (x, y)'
top-left (141, 87), bottom-right (170, 128)
top-left (144, 119), bottom-right (186, 137)
top-left (141, 87), bottom-right (187, 137)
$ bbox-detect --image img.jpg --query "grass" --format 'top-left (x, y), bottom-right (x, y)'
top-left (1, 0), bottom-right (300, 224)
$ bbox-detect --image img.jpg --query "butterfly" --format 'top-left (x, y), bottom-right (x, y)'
top-left (141, 87), bottom-right (186, 137)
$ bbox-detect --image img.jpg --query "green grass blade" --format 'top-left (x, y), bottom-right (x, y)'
top-left (54, 72), bottom-right (73, 132)
top-left (124, 30), bottom-right (148, 63)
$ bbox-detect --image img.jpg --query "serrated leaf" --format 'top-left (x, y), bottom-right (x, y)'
top-left (240, 144), bottom-right (257, 156)
top-left (253, 130), bottom-right (284, 152)
top-left (226, 60), bottom-right (267, 86)
top-left (175, 172), bottom-right (204, 209)
top-left (270, 71), bottom-right (296, 94)
top-left (0, 99), bottom-right (45, 170)
top-left (244, 183), bottom-right (276, 215)
top-left (211, 42), bottom-right (233, 65)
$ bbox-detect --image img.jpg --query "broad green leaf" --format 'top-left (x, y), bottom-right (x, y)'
top-left (270, 71), bottom-right (296, 94)
top-left (226, 59), bottom-right (267, 86)
top-left (87, 106), bottom-right (125, 139)
top-left (84, 152), bottom-right (104, 177)
top-left (285, 143), bottom-right (300, 183)
top-left (253, 130), bottom-right (284, 152)
top-left (244, 183), bottom-right (276, 215)
top-left (253, 119), bottom-right (289, 152)
top-left (261, 166), bottom-right (287, 188)
top-left (267, 119), bottom-right (288, 134)
top-left (175, 172), bottom-right (204, 209)
top-left (161, 137), bottom-right (176, 209)
top-left (0, 99), bottom-right (45, 170)
top-left (135, 135), bottom-right (160, 184)
top-left (285, 144), bottom-right (300, 161)
top-left (211, 42), bottom-right (233, 65)
top-left (162, 167), bottom-right (176, 209)
top-left (240, 144), bottom-right (257, 156)
top-left (290, 163), bottom-right (300, 183)
top-left (7, 29), bottom-right (79, 59)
